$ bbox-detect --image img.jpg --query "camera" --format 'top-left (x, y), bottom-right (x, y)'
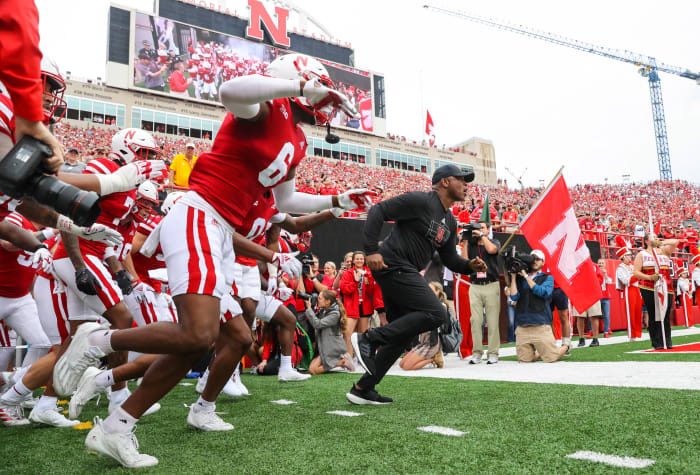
top-left (297, 291), bottom-right (318, 307)
top-left (297, 252), bottom-right (314, 275)
top-left (0, 136), bottom-right (101, 227)
top-left (459, 222), bottom-right (482, 243)
top-left (503, 246), bottom-right (535, 274)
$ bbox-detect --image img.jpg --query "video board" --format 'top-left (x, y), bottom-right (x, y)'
top-left (132, 13), bottom-right (374, 132)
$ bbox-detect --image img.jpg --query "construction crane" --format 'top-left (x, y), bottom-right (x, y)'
top-left (424, 5), bottom-right (700, 181)
top-left (504, 166), bottom-right (527, 189)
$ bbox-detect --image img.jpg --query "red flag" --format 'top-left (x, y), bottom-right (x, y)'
top-left (520, 173), bottom-right (603, 313)
top-left (425, 110), bottom-right (435, 146)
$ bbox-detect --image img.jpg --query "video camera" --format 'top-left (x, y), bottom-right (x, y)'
top-left (459, 222), bottom-right (482, 244)
top-left (297, 252), bottom-right (314, 275)
top-left (0, 137), bottom-right (100, 227)
top-left (503, 246), bottom-right (535, 275)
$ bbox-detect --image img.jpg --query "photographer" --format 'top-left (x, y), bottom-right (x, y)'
top-left (304, 290), bottom-right (354, 374)
top-left (461, 220), bottom-right (501, 364)
top-left (509, 250), bottom-right (569, 362)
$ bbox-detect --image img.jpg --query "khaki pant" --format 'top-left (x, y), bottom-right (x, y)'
top-left (515, 325), bottom-right (560, 362)
top-left (469, 281), bottom-right (501, 357)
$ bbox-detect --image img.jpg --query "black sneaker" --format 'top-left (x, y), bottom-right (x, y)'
top-left (351, 332), bottom-right (376, 375)
top-left (578, 338), bottom-right (586, 347)
top-left (346, 385), bottom-right (393, 405)
top-left (589, 338), bottom-right (600, 347)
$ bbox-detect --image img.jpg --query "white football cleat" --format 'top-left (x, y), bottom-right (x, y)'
top-left (20, 395), bottom-right (38, 409)
top-left (53, 322), bottom-right (108, 396)
top-left (186, 404), bottom-right (233, 431)
top-left (29, 406), bottom-right (79, 427)
top-left (234, 377), bottom-right (249, 396)
top-left (0, 371), bottom-right (16, 394)
top-left (195, 369), bottom-right (209, 394)
top-left (107, 387), bottom-right (161, 417)
top-left (69, 367), bottom-right (106, 419)
top-left (278, 369), bottom-right (311, 382)
top-left (221, 377), bottom-right (242, 397)
top-left (85, 417), bottom-right (158, 468)
top-left (0, 401), bottom-right (29, 426)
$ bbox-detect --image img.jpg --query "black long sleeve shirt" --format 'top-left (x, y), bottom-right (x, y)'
top-left (363, 191), bottom-right (473, 275)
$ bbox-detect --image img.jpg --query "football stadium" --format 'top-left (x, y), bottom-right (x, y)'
top-left (1, 0), bottom-right (699, 472)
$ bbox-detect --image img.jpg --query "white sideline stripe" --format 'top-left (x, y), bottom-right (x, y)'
top-left (566, 451), bottom-right (655, 468)
top-left (179, 382), bottom-right (193, 386)
top-left (271, 399), bottom-right (296, 405)
top-left (417, 426), bottom-right (467, 437)
top-left (327, 410), bottom-right (364, 417)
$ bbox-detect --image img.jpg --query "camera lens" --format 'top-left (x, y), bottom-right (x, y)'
top-left (28, 174), bottom-right (101, 227)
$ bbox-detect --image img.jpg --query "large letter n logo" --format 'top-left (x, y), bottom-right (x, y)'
top-left (541, 207), bottom-right (590, 281)
top-left (246, 0), bottom-right (291, 48)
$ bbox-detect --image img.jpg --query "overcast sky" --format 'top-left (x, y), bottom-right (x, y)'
top-left (36, 0), bottom-right (700, 187)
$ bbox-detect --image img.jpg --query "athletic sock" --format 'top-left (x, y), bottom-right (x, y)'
top-left (109, 388), bottom-right (129, 405)
top-left (193, 396), bottom-right (215, 413)
top-left (1, 379), bottom-right (32, 404)
top-left (87, 329), bottom-right (115, 354)
top-left (280, 355), bottom-right (292, 372)
top-left (14, 366), bottom-right (29, 382)
top-left (102, 406), bottom-right (138, 434)
top-left (35, 395), bottom-right (58, 412)
top-left (562, 337), bottom-right (571, 347)
top-left (94, 369), bottom-right (114, 389)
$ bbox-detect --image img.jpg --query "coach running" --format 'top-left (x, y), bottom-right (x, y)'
top-left (348, 164), bottom-right (486, 405)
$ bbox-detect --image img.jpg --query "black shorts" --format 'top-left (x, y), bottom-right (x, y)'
top-left (551, 287), bottom-right (569, 311)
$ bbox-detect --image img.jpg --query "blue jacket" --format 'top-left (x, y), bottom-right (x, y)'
top-left (510, 271), bottom-right (554, 327)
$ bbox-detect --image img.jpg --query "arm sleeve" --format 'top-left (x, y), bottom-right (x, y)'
top-left (363, 192), bottom-right (426, 254)
top-left (339, 269), bottom-right (358, 295)
top-left (305, 308), bottom-right (340, 329)
top-left (438, 227), bottom-right (473, 275)
top-left (531, 275), bottom-right (554, 299)
top-left (616, 265), bottom-right (630, 287)
top-left (219, 74), bottom-right (301, 119)
top-left (272, 178), bottom-right (333, 214)
top-left (0, 1), bottom-right (43, 121)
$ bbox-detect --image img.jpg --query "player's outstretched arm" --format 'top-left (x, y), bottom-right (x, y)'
top-left (219, 74), bottom-right (301, 120)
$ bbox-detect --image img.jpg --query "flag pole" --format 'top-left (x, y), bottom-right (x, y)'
top-left (498, 166), bottom-right (564, 255)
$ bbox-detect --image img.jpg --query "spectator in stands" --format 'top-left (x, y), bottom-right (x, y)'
top-left (168, 61), bottom-right (191, 97)
top-left (168, 142), bottom-right (198, 188)
top-left (502, 205), bottom-right (519, 231)
top-left (333, 252), bottom-right (354, 292)
top-left (399, 282), bottom-right (447, 370)
top-left (304, 290), bottom-right (354, 374)
top-left (683, 224), bottom-right (698, 253)
top-left (135, 53), bottom-right (167, 91)
top-left (60, 147), bottom-right (85, 173)
top-left (340, 251), bottom-right (381, 359)
top-left (321, 261), bottom-right (337, 290)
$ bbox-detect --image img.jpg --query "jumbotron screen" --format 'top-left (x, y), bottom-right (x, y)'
top-left (132, 13), bottom-right (374, 132)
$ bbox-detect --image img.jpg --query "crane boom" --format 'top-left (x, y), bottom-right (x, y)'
top-left (424, 4), bottom-right (700, 180)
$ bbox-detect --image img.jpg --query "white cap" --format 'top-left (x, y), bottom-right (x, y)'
top-left (185, 142), bottom-right (195, 148)
top-left (530, 250), bottom-right (545, 263)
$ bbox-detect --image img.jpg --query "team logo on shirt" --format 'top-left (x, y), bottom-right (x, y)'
top-left (426, 220), bottom-right (450, 247)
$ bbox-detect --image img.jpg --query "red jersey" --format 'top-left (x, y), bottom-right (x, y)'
top-left (0, 88), bottom-right (15, 142)
top-left (199, 66), bottom-right (215, 84)
top-left (639, 250), bottom-right (673, 294)
top-left (189, 98), bottom-right (307, 229)
top-left (0, 213), bottom-right (37, 297)
top-left (132, 216), bottom-right (166, 291)
top-left (54, 158), bottom-right (136, 260)
top-left (234, 191), bottom-right (282, 266)
top-left (221, 68), bottom-right (234, 82)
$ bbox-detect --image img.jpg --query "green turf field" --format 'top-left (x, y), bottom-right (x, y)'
top-left (4, 362), bottom-right (699, 474)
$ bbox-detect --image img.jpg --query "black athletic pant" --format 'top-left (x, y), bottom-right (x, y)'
top-left (640, 288), bottom-right (672, 349)
top-left (357, 268), bottom-right (447, 390)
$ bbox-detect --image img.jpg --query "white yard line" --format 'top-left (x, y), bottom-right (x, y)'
top-left (271, 399), bottom-right (296, 405)
top-left (417, 426), bottom-right (467, 436)
top-left (566, 451), bottom-right (655, 468)
top-left (326, 410), bottom-right (364, 417)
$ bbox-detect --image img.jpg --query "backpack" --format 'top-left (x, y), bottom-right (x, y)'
top-left (439, 312), bottom-right (463, 354)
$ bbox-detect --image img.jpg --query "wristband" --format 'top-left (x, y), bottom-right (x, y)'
top-left (33, 243), bottom-right (48, 253)
top-left (38, 228), bottom-right (56, 242)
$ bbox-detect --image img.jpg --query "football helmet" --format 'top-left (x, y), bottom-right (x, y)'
top-left (265, 53), bottom-right (336, 125)
top-left (133, 180), bottom-right (160, 223)
top-left (279, 229), bottom-right (312, 253)
top-left (111, 128), bottom-right (159, 164)
top-left (161, 191), bottom-right (185, 215)
top-left (40, 54), bottom-right (67, 124)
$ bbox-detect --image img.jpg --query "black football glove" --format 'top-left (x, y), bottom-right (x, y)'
top-left (114, 269), bottom-right (134, 295)
top-left (75, 268), bottom-right (102, 296)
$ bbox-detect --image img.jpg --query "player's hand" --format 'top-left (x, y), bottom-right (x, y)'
top-left (469, 257), bottom-right (487, 273)
top-left (329, 207), bottom-right (345, 218)
top-left (271, 251), bottom-right (302, 279)
top-left (276, 282), bottom-right (294, 301)
top-left (75, 268), bottom-right (101, 296)
top-left (14, 117), bottom-right (64, 173)
top-left (109, 160), bottom-right (168, 192)
top-left (79, 224), bottom-right (124, 247)
top-left (366, 253), bottom-right (387, 272)
top-left (32, 246), bottom-right (52, 273)
top-left (132, 280), bottom-right (154, 302)
top-left (114, 269), bottom-right (134, 295)
top-left (337, 189), bottom-right (376, 210)
top-left (302, 78), bottom-right (359, 118)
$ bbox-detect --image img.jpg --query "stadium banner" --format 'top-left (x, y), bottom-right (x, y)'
top-left (131, 12), bottom-right (374, 132)
top-left (519, 172), bottom-right (604, 312)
